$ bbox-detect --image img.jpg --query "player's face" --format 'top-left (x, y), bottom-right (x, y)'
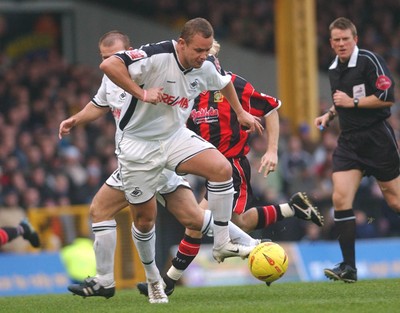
top-left (178, 34), bottom-right (213, 69)
top-left (330, 28), bottom-right (358, 62)
top-left (99, 41), bottom-right (129, 61)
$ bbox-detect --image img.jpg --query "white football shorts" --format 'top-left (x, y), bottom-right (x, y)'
top-left (117, 127), bottom-right (215, 204)
top-left (105, 167), bottom-right (191, 206)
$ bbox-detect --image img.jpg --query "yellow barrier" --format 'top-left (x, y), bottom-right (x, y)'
top-left (27, 205), bottom-right (145, 290)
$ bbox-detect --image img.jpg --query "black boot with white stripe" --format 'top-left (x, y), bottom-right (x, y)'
top-left (68, 277), bottom-right (115, 299)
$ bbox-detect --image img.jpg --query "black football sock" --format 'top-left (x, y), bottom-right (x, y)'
top-left (0, 227), bottom-right (19, 245)
top-left (334, 209), bottom-right (356, 268)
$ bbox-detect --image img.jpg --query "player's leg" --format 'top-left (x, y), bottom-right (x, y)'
top-left (0, 219), bottom-right (40, 248)
top-left (179, 148), bottom-right (233, 247)
top-left (130, 198), bottom-right (168, 303)
top-left (137, 182), bottom-right (212, 297)
top-left (118, 137), bottom-right (168, 303)
top-left (90, 183), bottom-right (127, 287)
top-left (233, 193), bottom-right (323, 232)
top-left (170, 129), bottom-right (254, 262)
top-left (324, 169), bottom-right (362, 282)
top-left (156, 171), bottom-right (208, 293)
top-left (378, 176), bottom-right (400, 212)
top-left (67, 169), bottom-right (128, 298)
top-left (0, 227), bottom-right (19, 247)
top-left (229, 156), bottom-right (323, 233)
top-left (161, 187), bottom-right (205, 295)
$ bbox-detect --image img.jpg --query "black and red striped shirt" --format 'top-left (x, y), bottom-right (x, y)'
top-left (187, 73), bottom-right (281, 158)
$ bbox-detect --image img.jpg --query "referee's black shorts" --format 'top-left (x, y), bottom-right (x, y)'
top-left (333, 120), bottom-right (400, 182)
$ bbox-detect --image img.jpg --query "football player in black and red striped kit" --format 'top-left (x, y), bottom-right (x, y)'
top-left (137, 40), bottom-right (324, 296)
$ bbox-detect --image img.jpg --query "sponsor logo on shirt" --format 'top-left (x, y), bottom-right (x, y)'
top-left (125, 49), bottom-right (146, 60)
top-left (161, 93), bottom-right (189, 108)
top-left (190, 107), bottom-right (219, 124)
top-left (375, 75), bottom-right (392, 90)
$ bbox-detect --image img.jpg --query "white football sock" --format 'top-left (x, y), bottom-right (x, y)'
top-left (280, 203), bottom-right (294, 218)
top-left (207, 179), bottom-right (234, 248)
top-left (166, 267), bottom-right (183, 281)
top-left (228, 221), bottom-right (259, 246)
top-left (131, 223), bottom-right (160, 282)
top-left (201, 210), bottom-right (213, 235)
top-left (205, 212), bottom-right (257, 246)
top-left (92, 220), bottom-right (117, 287)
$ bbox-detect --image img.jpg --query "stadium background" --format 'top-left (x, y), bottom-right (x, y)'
top-left (0, 0), bottom-right (399, 294)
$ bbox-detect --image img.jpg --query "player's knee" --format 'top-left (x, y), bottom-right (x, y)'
top-left (89, 203), bottom-right (104, 223)
top-left (89, 197), bottom-right (112, 222)
top-left (180, 216), bottom-right (202, 231)
top-left (211, 159), bottom-right (232, 181)
top-left (387, 197), bottom-right (400, 212)
top-left (332, 191), bottom-right (346, 209)
top-left (134, 220), bottom-right (156, 233)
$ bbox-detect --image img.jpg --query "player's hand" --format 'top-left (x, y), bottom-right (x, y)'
top-left (59, 117), bottom-right (77, 139)
top-left (258, 151), bottom-right (278, 177)
top-left (142, 87), bottom-right (164, 104)
top-left (237, 111), bottom-right (264, 135)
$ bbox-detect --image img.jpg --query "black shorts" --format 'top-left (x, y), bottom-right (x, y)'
top-left (333, 120), bottom-right (400, 182)
top-left (205, 156), bottom-right (253, 214)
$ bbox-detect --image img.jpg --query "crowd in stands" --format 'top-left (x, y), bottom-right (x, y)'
top-left (98, 0), bottom-right (400, 73)
top-left (1, 0), bottom-right (400, 250)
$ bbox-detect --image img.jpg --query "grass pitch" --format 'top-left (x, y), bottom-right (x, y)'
top-left (1, 279), bottom-right (399, 313)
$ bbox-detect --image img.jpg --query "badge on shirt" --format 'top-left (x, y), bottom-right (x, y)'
top-left (213, 91), bottom-right (224, 102)
top-left (353, 84), bottom-right (366, 99)
top-left (375, 75), bottom-right (392, 90)
top-left (125, 49), bottom-right (146, 61)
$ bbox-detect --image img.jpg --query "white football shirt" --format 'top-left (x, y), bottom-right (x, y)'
top-left (114, 40), bottom-right (231, 140)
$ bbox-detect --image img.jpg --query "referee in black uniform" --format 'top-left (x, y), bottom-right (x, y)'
top-left (315, 17), bottom-right (399, 283)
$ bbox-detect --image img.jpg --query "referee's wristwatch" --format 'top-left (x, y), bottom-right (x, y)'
top-left (353, 97), bottom-right (359, 108)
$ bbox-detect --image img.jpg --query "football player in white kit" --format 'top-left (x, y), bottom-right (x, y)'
top-left (100, 18), bottom-right (263, 301)
top-left (59, 30), bottom-right (258, 304)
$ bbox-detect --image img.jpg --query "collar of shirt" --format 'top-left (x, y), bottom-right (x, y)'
top-left (329, 45), bottom-right (359, 70)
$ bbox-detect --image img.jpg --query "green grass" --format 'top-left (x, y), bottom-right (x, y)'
top-left (1, 279), bottom-right (400, 313)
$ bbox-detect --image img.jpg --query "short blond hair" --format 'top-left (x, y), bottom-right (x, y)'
top-left (210, 39), bottom-right (220, 56)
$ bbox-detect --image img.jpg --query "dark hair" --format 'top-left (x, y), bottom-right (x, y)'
top-left (329, 17), bottom-right (357, 37)
top-left (180, 17), bottom-right (214, 44)
top-left (98, 30), bottom-right (131, 49)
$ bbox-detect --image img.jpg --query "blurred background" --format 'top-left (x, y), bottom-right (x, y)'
top-left (0, 0), bottom-right (399, 295)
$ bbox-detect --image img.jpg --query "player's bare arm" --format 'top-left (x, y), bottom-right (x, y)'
top-left (58, 102), bottom-right (108, 139)
top-left (100, 55), bottom-right (163, 104)
top-left (259, 110), bottom-right (279, 177)
top-left (220, 82), bottom-right (264, 134)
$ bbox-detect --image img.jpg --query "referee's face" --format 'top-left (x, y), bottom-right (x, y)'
top-left (178, 34), bottom-right (213, 69)
top-left (330, 28), bottom-right (358, 63)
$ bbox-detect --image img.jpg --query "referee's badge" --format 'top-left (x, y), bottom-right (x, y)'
top-left (213, 91), bottom-right (224, 102)
top-left (375, 75), bottom-right (392, 90)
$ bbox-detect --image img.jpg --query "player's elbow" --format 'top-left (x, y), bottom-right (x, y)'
top-left (99, 59), bottom-right (109, 72)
